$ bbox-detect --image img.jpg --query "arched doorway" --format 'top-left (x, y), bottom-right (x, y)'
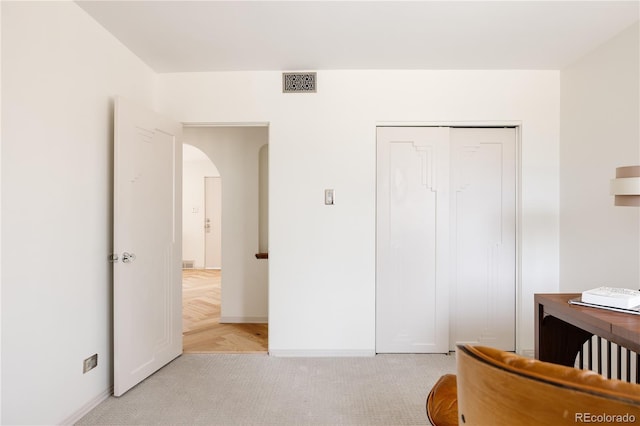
top-left (182, 143), bottom-right (220, 269)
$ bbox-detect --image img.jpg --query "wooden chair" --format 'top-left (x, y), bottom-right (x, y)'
top-left (427, 344), bottom-right (640, 426)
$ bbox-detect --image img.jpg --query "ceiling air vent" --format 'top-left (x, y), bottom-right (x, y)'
top-left (282, 72), bottom-right (317, 93)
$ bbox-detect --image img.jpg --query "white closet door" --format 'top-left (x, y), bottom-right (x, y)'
top-left (376, 127), bottom-right (450, 353)
top-left (449, 128), bottom-right (516, 351)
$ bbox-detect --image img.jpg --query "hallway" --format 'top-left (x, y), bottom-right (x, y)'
top-left (183, 269), bottom-right (268, 353)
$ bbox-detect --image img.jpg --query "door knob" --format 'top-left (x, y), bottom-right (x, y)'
top-left (122, 252), bottom-right (136, 263)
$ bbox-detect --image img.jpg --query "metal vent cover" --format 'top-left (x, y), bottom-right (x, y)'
top-left (282, 72), bottom-right (317, 93)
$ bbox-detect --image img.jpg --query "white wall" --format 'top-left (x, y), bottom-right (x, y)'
top-left (158, 70), bottom-right (561, 355)
top-left (183, 127), bottom-right (269, 323)
top-left (560, 22), bottom-right (640, 292)
top-left (258, 144), bottom-right (269, 254)
top-left (183, 155), bottom-right (219, 269)
top-left (1, 2), bottom-right (157, 424)
top-left (0, 3), bottom-right (3, 420)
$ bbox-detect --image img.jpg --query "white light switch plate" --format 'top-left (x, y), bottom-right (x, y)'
top-left (324, 189), bottom-right (334, 205)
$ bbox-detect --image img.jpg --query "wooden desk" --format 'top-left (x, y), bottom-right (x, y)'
top-left (535, 293), bottom-right (640, 367)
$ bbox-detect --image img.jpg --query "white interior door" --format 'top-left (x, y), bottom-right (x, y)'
top-left (113, 97), bottom-right (183, 396)
top-left (376, 127), bottom-right (450, 353)
top-left (449, 128), bottom-right (516, 351)
top-left (204, 176), bottom-right (222, 269)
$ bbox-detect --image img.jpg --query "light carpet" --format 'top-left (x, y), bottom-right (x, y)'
top-left (77, 353), bottom-right (456, 425)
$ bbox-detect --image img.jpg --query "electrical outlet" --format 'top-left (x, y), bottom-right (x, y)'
top-left (83, 354), bottom-right (98, 374)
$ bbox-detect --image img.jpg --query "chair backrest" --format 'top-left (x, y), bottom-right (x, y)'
top-left (456, 344), bottom-right (640, 426)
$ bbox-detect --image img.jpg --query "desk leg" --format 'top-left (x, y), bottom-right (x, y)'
top-left (537, 309), bottom-right (593, 367)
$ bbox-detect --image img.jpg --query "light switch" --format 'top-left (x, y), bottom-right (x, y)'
top-left (325, 189), bottom-right (335, 205)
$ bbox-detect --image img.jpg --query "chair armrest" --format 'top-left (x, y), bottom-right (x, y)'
top-left (426, 374), bottom-right (459, 426)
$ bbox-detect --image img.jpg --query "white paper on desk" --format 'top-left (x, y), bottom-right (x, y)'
top-left (582, 287), bottom-right (640, 309)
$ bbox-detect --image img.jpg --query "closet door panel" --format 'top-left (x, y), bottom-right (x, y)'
top-left (450, 128), bottom-right (516, 351)
top-left (376, 127), bottom-right (450, 353)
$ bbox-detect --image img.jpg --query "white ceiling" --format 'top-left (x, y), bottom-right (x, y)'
top-left (77, 1), bottom-right (640, 72)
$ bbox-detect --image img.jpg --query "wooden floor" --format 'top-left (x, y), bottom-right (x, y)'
top-left (183, 269), bottom-right (268, 353)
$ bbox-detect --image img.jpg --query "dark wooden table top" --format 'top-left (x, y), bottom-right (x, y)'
top-left (535, 293), bottom-right (640, 354)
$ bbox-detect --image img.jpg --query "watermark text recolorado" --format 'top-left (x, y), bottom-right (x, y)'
top-left (575, 413), bottom-right (636, 423)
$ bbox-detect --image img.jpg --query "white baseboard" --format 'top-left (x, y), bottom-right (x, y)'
top-left (520, 349), bottom-right (535, 358)
top-left (61, 386), bottom-right (112, 425)
top-left (269, 349), bottom-right (376, 357)
top-left (219, 316), bottom-right (268, 324)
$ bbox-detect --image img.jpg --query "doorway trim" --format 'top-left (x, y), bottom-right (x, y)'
top-left (184, 122), bottom-right (270, 128)
top-left (375, 120), bottom-right (523, 355)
